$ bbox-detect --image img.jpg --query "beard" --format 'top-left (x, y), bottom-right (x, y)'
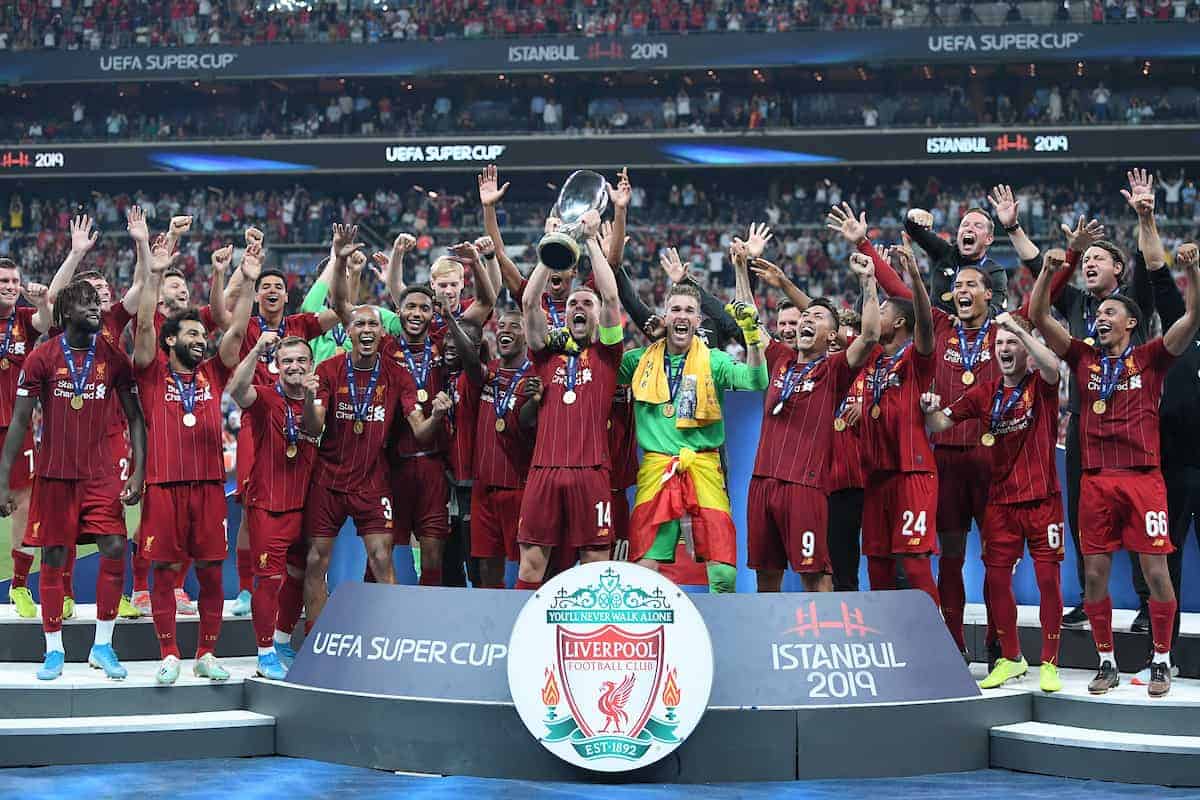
top-left (173, 340), bottom-right (203, 369)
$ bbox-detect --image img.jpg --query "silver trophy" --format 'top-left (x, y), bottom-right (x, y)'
top-left (538, 169), bottom-right (609, 271)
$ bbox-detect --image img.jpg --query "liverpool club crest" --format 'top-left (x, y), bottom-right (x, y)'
top-left (508, 563), bottom-right (713, 772)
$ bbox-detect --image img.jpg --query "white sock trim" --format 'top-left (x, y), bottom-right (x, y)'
top-left (45, 631), bottom-right (64, 654)
top-left (1152, 651), bottom-right (1172, 666)
top-left (273, 630), bottom-right (292, 645)
top-left (258, 646), bottom-right (275, 657)
top-left (1099, 652), bottom-right (1117, 667)
top-left (93, 619), bottom-right (116, 647)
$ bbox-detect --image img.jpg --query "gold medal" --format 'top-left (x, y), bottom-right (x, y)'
top-left (1092, 399), bottom-right (1107, 415)
top-left (870, 404), bottom-right (881, 419)
top-left (980, 432), bottom-right (996, 447)
top-left (1084, 337), bottom-right (1096, 347)
top-left (285, 444), bottom-right (298, 459)
top-left (0, 358), bottom-right (9, 371)
top-left (495, 418), bottom-right (506, 433)
top-left (353, 420), bottom-right (365, 434)
top-left (562, 390), bottom-right (577, 405)
top-left (961, 370), bottom-right (975, 386)
top-left (606, 420), bottom-right (612, 430)
top-left (941, 291), bottom-right (954, 303)
top-left (182, 412), bottom-right (197, 427)
top-left (417, 388), bottom-right (429, 403)
top-left (834, 418), bottom-right (847, 432)
top-left (663, 403), bottom-right (675, 418)
top-left (70, 395), bottom-right (84, 410)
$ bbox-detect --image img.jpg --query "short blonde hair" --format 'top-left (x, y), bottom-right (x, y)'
top-left (430, 257), bottom-right (464, 281)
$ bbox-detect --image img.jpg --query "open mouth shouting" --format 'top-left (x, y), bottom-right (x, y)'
top-left (1095, 320), bottom-right (1112, 339)
top-left (357, 330), bottom-right (378, 353)
top-left (797, 323), bottom-right (816, 344)
top-left (998, 350), bottom-right (1016, 370)
top-left (961, 231), bottom-right (977, 249)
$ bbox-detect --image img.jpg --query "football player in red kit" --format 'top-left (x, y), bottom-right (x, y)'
top-left (923, 310), bottom-right (1066, 692)
top-left (228, 333), bottom-right (322, 679)
top-left (747, 252), bottom-right (880, 592)
top-left (1030, 239), bottom-right (1200, 698)
top-left (132, 227), bottom-right (258, 685)
top-left (0, 278), bottom-right (145, 680)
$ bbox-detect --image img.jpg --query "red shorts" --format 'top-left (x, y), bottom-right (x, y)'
top-left (981, 494), bottom-right (1066, 568)
top-left (25, 475), bottom-right (126, 547)
top-left (1, 426), bottom-right (34, 492)
top-left (862, 471), bottom-right (939, 557)
top-left (234, 416), bottom-right (254, 501)
top-left (140, 481), bottom-right (227, 562)
top-left (246, 505), bottom-right (305, 576)
top-left (518, 466), bottom-right (613, 551)
top-left (303, 481), bottom-right (393, 539)
top-left (934, 446), bottom-right (991, 535)
top-left (1079, 469), bottom-right (1174, 556)
top-left (390, 455), bottom-right (449, 541)
top-left (470, 483), bottom-right (523, 561)
top-left (747, 476), bottom-right (830, 574)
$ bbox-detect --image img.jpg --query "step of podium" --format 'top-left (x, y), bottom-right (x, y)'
top-left (0, 602), bottom-right (258, 663)
top-left (0, 709), bottom-right (274, 767)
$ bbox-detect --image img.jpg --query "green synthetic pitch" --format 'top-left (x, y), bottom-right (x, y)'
top-left (0, 507), bottom-right (141, 580)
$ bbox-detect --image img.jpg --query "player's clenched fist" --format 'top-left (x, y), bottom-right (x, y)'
top-left (430, 391), bottom-right (453, 418)
top-left (919, 392), bottom-right (943, 414)
top-left (1177, 242), bottom-right (1198, 270)
top-left (256, 331), bottom-right (281, 355)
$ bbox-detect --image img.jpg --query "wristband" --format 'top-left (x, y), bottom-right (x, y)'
top-left (1003, 222), bottom-right (1021, 233)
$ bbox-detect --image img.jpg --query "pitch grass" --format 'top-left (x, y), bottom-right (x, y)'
top-left (0, 507), bottom-right (141, 581)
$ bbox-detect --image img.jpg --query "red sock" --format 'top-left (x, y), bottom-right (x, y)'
top-left (515, 579), bottom-right (542, 590)
top-left (10, 550), bottom-right (33, 589)
top-left (151, 567), bottom-right (180, 658)
top-left (867, 556), bottom-right (896, 590)
top-left (132, 543), bottom-right (150, 593)
top-left (937, 555), bottom-right (966, 651)
top-left (251, 575), bottom-right (280, 649)
top-left (1149, 598), bottom-right (1177, 656)
top-left (237, 549), bottom-right (254, 593)
top-left (275, 572), bottom-right (304, 636)
top-left (984, 565), bottom-right (1020, 660)
top-left (40, 563), bottom-right (65, 634)
top-left (195, 564), bottom-right (223, 658)
top-left (904, 558), bottom-right (941, 609)
top-left (982, 565), bottom-right (997, 648)
top-left (1083, 596), bottom-right (1114, 654)
top-left (419, 566), bottom-right (443, 587)
top-left (61, 546), bottom-right (76, 600)
top-left (96, 556), bottom-right (124, 622)
top-left (1034, 560), bottom-right (1062, 665)
top-left (175, 560), bottom-right (193, 590)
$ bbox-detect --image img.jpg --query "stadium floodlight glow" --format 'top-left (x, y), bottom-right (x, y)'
top-left (1142, 60), bottom-right (1152, 76)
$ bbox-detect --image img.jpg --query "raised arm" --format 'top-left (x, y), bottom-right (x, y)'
top-left (46, 215), bottom-right (99, 304)
top-left (218, 227), bottom-right (259, 317)
top-left (996, 311), bottom-right (1060, 383)
top-left (119, 207), bottom-right (149, 315)
top-left (24, 283), bottom-right (52, 334)
top-left (894, 235), bottom-right (934, 356)
top-left (903, 207), bottom-right (953, 261)
top-left (1029, 251), bottom-right (1072, 357)
top-left (442, 306), bottom-right (484, 384)
top-left (606, 168), bottom-right (631, 269)
top-left (988, 184), bottom-right (1039, 263)
top-left (206, 244), bottom-right (233, 331)
top-left (164, 215), bottom-right (192, 256)
top-left (478, 164), bottom-right (525, 297)
top-left (300, 255), bottom-right (336, 313)
top-left (452, 241), bottom-right (497, 327)
top-left (582, 211), bottom-right (620, 329)
top-left (749, 257), bottom-right (810, 310)
top-left (219, 244), bottom-right (261, 369)
top-left (131, 210), bottom-right (161, 370)
top-left (522, 263), bottom-right (550, 354)
top-left (1163, 243), bottom-right (1200, 357)
top-left (301, 370), bottom-right (324, 437)
top-left (616, 263), bottom-right (654, 334)
top-left (845, 252), bottom-right (880, 369)
top-left (228, 331), bottom-right (277, 409)
top-left (1123, 168), bottom-right (1166, 270)
top-left (330, 224), bottom-right (360, 326)
top-left (1155, 244), bottom-right (1190, 330)
top-left (372, 232), bottom-right (413, 309)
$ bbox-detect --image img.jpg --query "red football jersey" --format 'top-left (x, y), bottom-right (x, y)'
top-left (135, 355), bottom-right (231, 484)
top-left (474, 360), bottom-right (536, 489)
top-left (244, 312), bottom-right (325, 384)
top-left (119, 304), bottom-right (217, 342)
top-left (446, 370), bottom-right (480, 483)
top-left (1065, 337), bottom-right (1175, 471)
top-left (752, 341), bottom-right (854, 491)
top-left (860, 343), bottom-right (937, 476)
top-left (517, 278), bottom-right (569, 327)
top-left (828, 371), bottom-right (867, 492)
top-left (530, 341), bottom-right (622, 469)
top-left (608, 385), bottom-right (638, 491)
top-left (929, 311), bottom-right (999, 447)
top-left (313, 352), bottom-right (414, 493)
top-left (48, 304), bottom-right (134, 440)
top-left (947, 372), bottom-right (1061, 504)
top-left (17, 334), bottom-right (132, 480)
top-left (383, 331), bottom-right (447, 458)
top-left (243, 387), bottom-right (318, 513)
top-left (429, 298), bottom-right (475, 338)
top-left (0, 307), bottom-right (41, 428)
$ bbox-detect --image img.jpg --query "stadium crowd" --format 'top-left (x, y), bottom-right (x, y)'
top-left (5, 0), bottom-right (1199, 53)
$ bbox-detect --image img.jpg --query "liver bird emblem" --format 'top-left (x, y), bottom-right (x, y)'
top-left (597, 673), bottom-right (636, 733)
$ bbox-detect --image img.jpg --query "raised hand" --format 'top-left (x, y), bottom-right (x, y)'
top-left (169, 215), bottom-right (193, 239)
top-left (1120, 167), bottom-right (1155, 214)
top-left (477, 164), bottom-right (510, 207)
top-left (725, 300), bottom-right (760, 332)
top-left (21, 282), bottom-right (48, 302)
top-left (906, 208), bottom-right (934, 229)
top-left (729, 238), bottom-right (749, 266)
top-left (245, 226), bottom-right (265, 249)
top-left (993, 311), bottom-right (1020, 333)
top-left (848, 251), bottom-right (874, 278)
top-left (826, 203), bottom-right (869, 244)
top-left (579, 209), bottom-right (601, 239)
top-left (745, 222), bottom-right (773, 259)
top-left (70, 215), bottom-right (99, 255)
top-left (211, 244), bottom-right (233, 274)
top-left (1177, 242), bottom-right (1199, 271)
top-left (919, 392), bottom-right (943, 414)
top-left (331, 223), bottom-right (362, 260)
top-left (255, 331), bottom-right (281, 355)
top-left (642, 314), bottom-right (666, 340)
top-left (607, 167), bottom-right (632, 209)
top-left (749, 257), bottom-right (786, 288)
top-left (987, 184), bottom-right (1020, 230)
top-left (240, 243), bottom-right (264, 282)
top-left (302, 372), bottom-right (320, 396)
top-left (659, 247), bottom-right (688, 283)
top-left (347, 249), bottom-right (368, 275)
top-left (1041, 247), bottom-right (1068, 274)
top-left (474, 235), bottom-right (496, 259)
top-left (1060, 216), bottom-right (1105, 252)
top-left (149, 234), bottom-right (175, 274)
top-left (126, 206), bottom-right (149, 243)
top-left (392, 232), bottom-right (416, 256)
top-left (891, 233), bottom-right (920, 279)
top-left (369, 252), bottom-right (389, 283)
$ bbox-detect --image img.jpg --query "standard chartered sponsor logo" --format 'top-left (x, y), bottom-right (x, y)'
top-left (927, 32), bottom-right (1083, 53)
top-left (385, 144), bottom-right (507, 163)
top-left (99, 53), bottom-right (238, 72)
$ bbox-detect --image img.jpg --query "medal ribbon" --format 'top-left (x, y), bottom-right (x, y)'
top-left (494, 360), bottom-right (530, 420)
top-left (168, 365), bottom-right (198, 416)
top-left (566, 354), bottom-right (578, 394)
top-left (275, 382), bottom-right (299, 447)
top-left (988, 374), bottom-right (1029, 435)
top-left (345, 353), bottom-right (381, 425)
top-left (59, 334), bottom-right (97, 401)
top-left (1097, 343), bottom-right (1133, 404)
top-left (664, 350), bottom-right (685, 405)
top-left (547, 300), bottom-right (563, 328)
top-left (0, 314), bottom-right (15, 360)
top-left (330, 323), bottom-right (347, 348)
top-left (398, 335), bottom-right (432, 393)
top-left (870, 341), bottom-right (911, 410)
top-left (777, 355), bottom-right (825, 408)
top-left (955, 317), bottom-right (991, 375)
